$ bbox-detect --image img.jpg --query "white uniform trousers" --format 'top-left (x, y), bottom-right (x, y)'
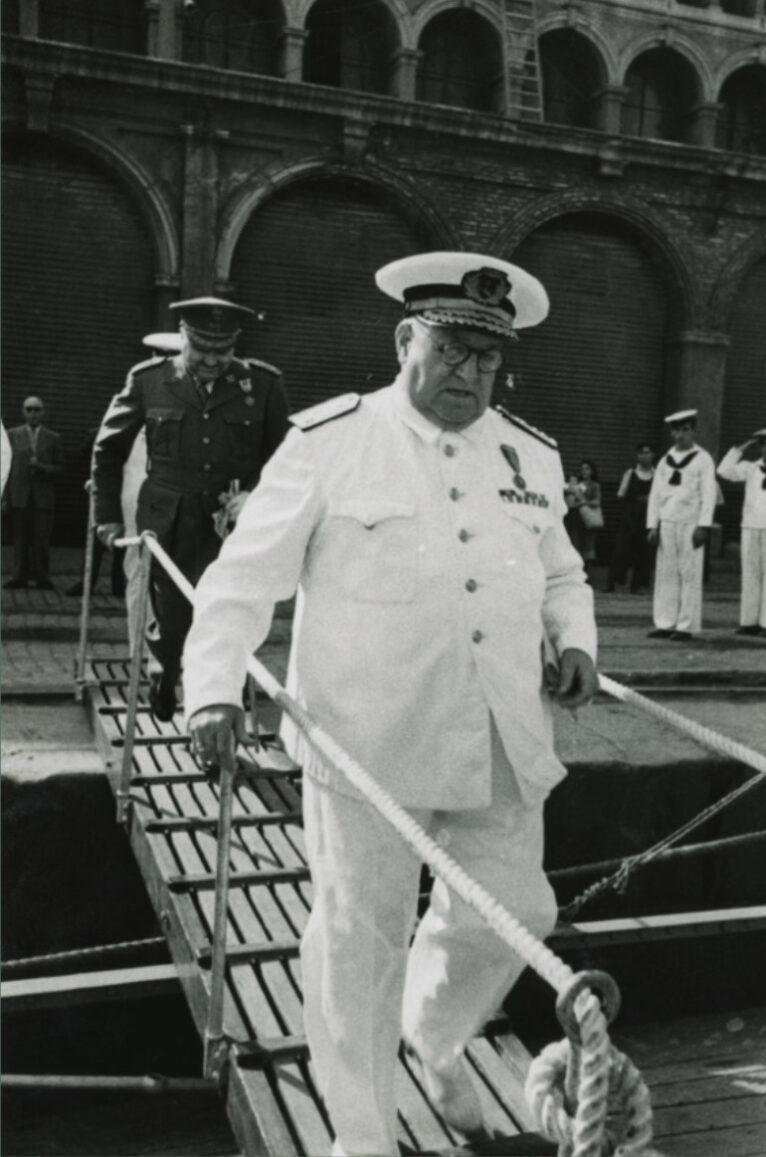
top-left (653, 520), bottom-right (705, 633)
top-left (740, 528), bottom-right (766, 628)
top-left (300, 718), bottom-right (557, 1157)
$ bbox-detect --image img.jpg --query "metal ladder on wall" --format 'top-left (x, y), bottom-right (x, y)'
top-left (501, 0), bottom-right (544, 121)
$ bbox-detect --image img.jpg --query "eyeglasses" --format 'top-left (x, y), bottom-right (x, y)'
top-left (418, 323), bottom-right (505, 372)
top-left (24, 406), bottom-right (42, 412)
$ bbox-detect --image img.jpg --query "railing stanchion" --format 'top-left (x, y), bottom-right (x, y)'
top-left (204, 746), bottom-right (237, 1082)
top-left (74, 482), bottom-right (96, 701)
top-left (117, 535), bottom-right (154, 825)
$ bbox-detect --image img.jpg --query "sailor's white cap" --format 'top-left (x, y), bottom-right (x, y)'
top-left (142, 332), bottom-right (182, 354)
top-left (752, 428), bottom-right (766, 439)
top-left (375, 251), bottom-right (549, 339)
top-left (665, 408), bottom-right (698, 425)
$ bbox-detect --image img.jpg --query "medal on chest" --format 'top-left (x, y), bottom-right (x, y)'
top-left (500, 443), bottom-right (527, 490)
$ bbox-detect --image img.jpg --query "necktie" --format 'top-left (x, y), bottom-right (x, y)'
top-left (666, 450), bottom-right (697, 485)
top-left (760, 464), bottom-right (766, 490)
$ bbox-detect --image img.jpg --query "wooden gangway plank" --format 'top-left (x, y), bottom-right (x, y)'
top-left (85, 657), bottom-right (540, 1157)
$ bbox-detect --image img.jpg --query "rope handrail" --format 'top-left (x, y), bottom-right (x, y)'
top-left (112, 531), bottom-right (655, 1155)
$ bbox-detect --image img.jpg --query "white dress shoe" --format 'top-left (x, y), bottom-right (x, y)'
top-left (419, 1054), bottom-right (484, 1136)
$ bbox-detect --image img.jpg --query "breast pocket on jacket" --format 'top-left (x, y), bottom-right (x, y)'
top-left (223, 414), bottom-right (261, 459)
top-left (325, 499), bottom-right (418, 604)
top-left (145, 408), bottom-right (184, 462)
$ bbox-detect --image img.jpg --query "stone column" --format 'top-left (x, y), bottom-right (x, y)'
top-left (389, 48), bottom-right (420, 102)
top-left (591, 85), bottom-right (628, 135)
top-left (664, 330), bottom-right (730, 455)
top-left (145, 0), bottom-right (178, 60)
top-left (19, 0), bottom-right (39, 38)
top-left (689, 103), bottom-right (724, 150)
top-left (153, 276), bottom-right (180, 329)
top-left (180, 123), bottom-right (221, 297)
top-left (278, 26), bottom-right (308, 82)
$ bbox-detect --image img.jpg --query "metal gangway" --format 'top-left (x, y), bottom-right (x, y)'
top-left (66, 515), bottom-right (766, 1157)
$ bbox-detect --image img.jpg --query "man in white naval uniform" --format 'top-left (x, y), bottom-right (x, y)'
top-left (647, 409), bottom-right (717, 641)
top-left (184, 252), bottom-right (598, 1157)
top-left (717, 428), bottom-right (766, 636)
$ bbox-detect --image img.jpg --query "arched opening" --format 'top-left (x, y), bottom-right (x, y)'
top-left (229, 178), bottom-right (434, 409)
top-left (621, 48), bottom-right (700, 144)
top-left (1, 133), bottom-right (156, 544)
top-left (510, 213), bottom-right (674, 555)
top-left (539, 29), bottom-right (603, 129)
top-left (416, 10), bottom-right (503, 113)
top-left (303, 0), bottom-right (398, 95)
top-left (38, 0), bottom-right (146, 54)
top-left (716, 65), bottom-right (766, 154)
top-left (181, 0), bottom-right (283, 75)
top-left (718, 257), bottom-right (766, 545)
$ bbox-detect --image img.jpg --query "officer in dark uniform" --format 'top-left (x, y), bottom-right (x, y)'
top-left (91, 297), bottom-right (290, 721)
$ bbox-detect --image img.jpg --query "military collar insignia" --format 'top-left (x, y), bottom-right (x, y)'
top-left (239, 379), bottom-right (252, 392)
top-left (290, 393), bottom-right (361, 431)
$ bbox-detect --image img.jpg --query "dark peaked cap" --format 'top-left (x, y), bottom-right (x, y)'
top-left (169, 297), bottom-right (255, 346)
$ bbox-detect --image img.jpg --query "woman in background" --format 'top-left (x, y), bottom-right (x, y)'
top-left (564, 459), bottom-right (602, 582)
top-left (605, 442), bottom-right (656, 593)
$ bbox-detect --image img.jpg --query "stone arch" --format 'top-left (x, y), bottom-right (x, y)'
top-left (490, 191), bottom-right (696, 329)
top-left (1, 122), bottom-right (179, 285)
top-left (294, 0), bottom-right (411, 46)
top-left (216, 157), bottom-right (458, 282)
top-left (710, 227), bottom-right (766, 325)
top-left (411, 0), bottom-right (503, 42)
top-left (536, 14), bottom-right (617, 84)
top-left (715, 45), bottom-right (766, 91)
top-left (618, 33), bottom-right (712, 102)
top-left (537, 27), bottom-right (609, 129)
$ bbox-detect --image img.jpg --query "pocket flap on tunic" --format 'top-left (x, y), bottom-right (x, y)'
top-left (329, 499), bottom-right (416, 529)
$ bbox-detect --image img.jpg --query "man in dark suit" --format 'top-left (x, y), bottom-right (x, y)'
top-left (3, 397), bottom-right (64, 589)
top-left (91, 298), bottom-right (290, 721)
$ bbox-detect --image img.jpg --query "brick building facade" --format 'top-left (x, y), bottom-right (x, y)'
top-left (2, 0), bottom-right (764, 546)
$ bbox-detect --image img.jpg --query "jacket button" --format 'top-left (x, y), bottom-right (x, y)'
top-left (458, 529), bottom-right (470, 543)
top-left (203, 412), bottom-right (210, 421)
top-left (202, 436), bottom-right (211, 445)
top-left (465, 578), bottom-right (477, 592)
top-left (449, 487), bottom-right (460, 501)
top-left (203, 463), bottom-right (211, 471)
top-left (444, 444), bottom-right (456, 457)
top-left (472, 629), bottom-right (483, 643)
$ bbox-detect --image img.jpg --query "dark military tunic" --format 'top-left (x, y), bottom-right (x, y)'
top-left (92, 353), bottom-right (289, 681)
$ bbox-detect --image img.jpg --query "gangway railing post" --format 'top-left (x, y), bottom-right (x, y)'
top-left (204, 745), bottom-right (237, 1082)
top-left (74, 481), bottom-right (96, 701)
top-left (116, 534), bottom-right (154, 825)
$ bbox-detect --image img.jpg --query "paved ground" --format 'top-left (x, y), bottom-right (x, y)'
top-left (2, 549), bottom-right (764, 778)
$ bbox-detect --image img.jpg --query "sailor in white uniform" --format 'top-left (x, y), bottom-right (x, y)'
top-left (717, 428), bottom-right (766, 636)
top-left (646, 409), bottom-right (717, 640)
top-left (183, 252), bottom-right (598, 1156)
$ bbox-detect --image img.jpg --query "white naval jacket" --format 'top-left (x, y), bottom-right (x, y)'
top-left (717, 448), bottom-right (766, 530)
top-left (647, 443), bottom-right (717, 531)
top-left (183, 380), bottom-right (596, 810)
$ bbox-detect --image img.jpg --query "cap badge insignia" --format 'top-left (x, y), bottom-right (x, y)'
top-left (462, 267), bottom-right (511, 307)
top-left (501, 443), bottom-right (527, 491)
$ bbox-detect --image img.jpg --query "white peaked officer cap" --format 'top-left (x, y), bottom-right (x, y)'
top-left (142, 332), bottom-right (182, 354)
top-left (375, 252), bottom-right (549, 340)
top-left (752, 428), bottom-right (766, 438)
top-left (664, 409), bottom-right (698, 425)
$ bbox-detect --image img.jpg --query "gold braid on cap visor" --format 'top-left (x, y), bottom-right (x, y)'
top-left (180, 321), bottom-right (240, 352)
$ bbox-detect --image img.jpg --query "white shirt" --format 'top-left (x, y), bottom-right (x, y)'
top-left (717, 447), bottom-right (766, 530)
top-left (647, 443), bottom-right (717, 529)
top-left (183, 380), bottom-right (596, 810)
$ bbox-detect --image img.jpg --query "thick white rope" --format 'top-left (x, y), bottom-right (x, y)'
top-left (133, 535), bottom-right (658, 1154)
top-left (599, 674), bottom-right (766, 775)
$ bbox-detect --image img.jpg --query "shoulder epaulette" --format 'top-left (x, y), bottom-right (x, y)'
top-left (494, 405), bottom-right (558, 450)
top-left (130, 356), bottom-right (166, 376)
top-left (290, 393), bottom-right (361, 431)
top-left (245, 357), bottom-right (282, 377)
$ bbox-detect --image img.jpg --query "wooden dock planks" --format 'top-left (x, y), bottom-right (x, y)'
top-left (85, 658), bottom-right (535, 1157)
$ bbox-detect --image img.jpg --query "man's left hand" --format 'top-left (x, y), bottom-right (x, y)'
top-left (691, 527), bottom-right (708, 549)
top-left (224, 490), bottom-right (249, 523)
top-left (552, 648), bottom-right (598, 708)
